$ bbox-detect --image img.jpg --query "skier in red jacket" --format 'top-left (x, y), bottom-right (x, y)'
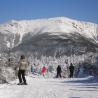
top-left (41, 66), bottom-right (47, 77)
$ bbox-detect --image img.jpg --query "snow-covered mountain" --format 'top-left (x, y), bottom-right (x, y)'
top-left (0, 17), bottom-right (98, 83)
top-left (0, 17), bottom-right (98, 57)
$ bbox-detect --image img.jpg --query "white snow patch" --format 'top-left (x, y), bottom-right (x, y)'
top-left (0, 76), bottom-right (98, 98)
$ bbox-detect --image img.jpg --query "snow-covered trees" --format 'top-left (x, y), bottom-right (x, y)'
top-left (0, 51), bottom-right (98, 84)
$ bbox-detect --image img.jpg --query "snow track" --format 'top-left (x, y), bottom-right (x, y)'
top-left (0, 76), bottom-right (98, 98)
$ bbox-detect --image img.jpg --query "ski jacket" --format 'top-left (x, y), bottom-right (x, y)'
top-left (41, 66), bottom-right (47, 74)
top-left (19, 59), bottom-right (28, 70)
top-left (57, 66), bottom-right (62, 73)
top-left (69, 65), bottom-right (74, 72)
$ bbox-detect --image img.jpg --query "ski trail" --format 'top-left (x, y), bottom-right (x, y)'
top-left (0, 76), bottom-right (98, 98)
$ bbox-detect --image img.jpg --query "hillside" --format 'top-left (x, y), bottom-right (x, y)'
top-left (0, 17), bottom-right (98, 57)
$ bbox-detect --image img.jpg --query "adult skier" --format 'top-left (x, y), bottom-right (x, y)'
top-left (17, 55), bottom-right (28, 85)
top-left (41, 66), bottom-right (47, 77)
top-left (69, 63), bottom-right (74, 78)
top-left (56, 65), bottom-right (62, 78)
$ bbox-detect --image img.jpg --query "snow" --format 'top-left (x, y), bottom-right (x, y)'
top-left (0, 76), bottom-right (98, 98)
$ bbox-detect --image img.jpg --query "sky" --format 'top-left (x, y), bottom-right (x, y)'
top-left (0, 0), bottom-right (98, 24)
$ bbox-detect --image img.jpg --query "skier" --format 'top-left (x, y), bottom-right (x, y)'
top-left (41, 66), bottom-right (47, 77)
top-left (31, 64), bottom-right (34, 74)
top-left (69, 63), bottom-right (74, 78)
top-left (56, 65), bottom-right (62, 78)
top-left (17, 55), bottom-right (28, 85)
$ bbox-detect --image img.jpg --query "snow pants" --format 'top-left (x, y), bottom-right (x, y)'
top-left (18, 70), bottom-right (26, 84)
top-left (56, 72), bottom-right (62, 78)
top-left (69, 70), bottom-right (74, 78)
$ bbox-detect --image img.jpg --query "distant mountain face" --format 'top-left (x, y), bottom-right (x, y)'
top-left (0, 17), bottom-right (98, 57)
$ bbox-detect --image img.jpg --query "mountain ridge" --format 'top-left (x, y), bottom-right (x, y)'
top-left (0, 17), bottom-right (98, 57)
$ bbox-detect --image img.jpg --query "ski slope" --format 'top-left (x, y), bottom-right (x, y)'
top-left (0, 76), bottom-right (98, 98)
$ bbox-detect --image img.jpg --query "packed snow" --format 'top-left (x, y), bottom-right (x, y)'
top-left (0, 75), bottom-right (98, 98)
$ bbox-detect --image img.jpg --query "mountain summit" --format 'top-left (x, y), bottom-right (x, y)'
top-left (0, 17), bottom-right (98, 57)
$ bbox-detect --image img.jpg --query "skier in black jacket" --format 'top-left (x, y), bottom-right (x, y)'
top-left (56, 65), bottom-right (62, 78)
top-left (69, 63), bottom-right (74, 78)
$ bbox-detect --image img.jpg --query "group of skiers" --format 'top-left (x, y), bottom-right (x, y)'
top-left (56, 63), bottom-right (74, 78)
top-left (16, 55), bottom-right (75, 85)
top-left (31, 64), bottom-right (47, 76)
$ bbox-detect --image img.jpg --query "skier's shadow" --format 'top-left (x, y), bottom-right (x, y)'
top-left (63, 76), bottom-right (98, 84)
top-left (63, 76), bottom-right (98, 91)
